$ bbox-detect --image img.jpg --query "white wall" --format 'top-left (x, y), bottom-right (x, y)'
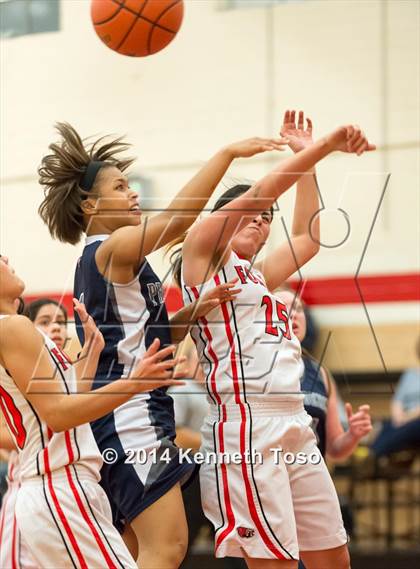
top-left (1, 0), bottom-right (419, 326)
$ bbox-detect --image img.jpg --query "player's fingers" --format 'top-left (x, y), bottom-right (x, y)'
top-left (151, 345), bottom-right (176, 362)
top-left (157, 356), bottom-right (187, 369)
top-left (345, 402), bottom-right (353, 420)
top-left (225, 288), bottom-right (242, 296)
top-left (366, 143), bottom-right (376, 151)
top-left (298, 110), bottom-right (304, 130)
top-left (350, 136), bottom-right (368, 155)
top-left (358, 404), bottom-right (371, 412)
top-left (291, 110), bottom-right (296, 126)
top-left (306, 117), bottom-right (313, 133)
top-left (143, 338), bottom-right (162, 358)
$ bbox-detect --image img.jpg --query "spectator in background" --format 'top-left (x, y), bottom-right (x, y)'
top-left (370, 337), bottom-right (420, 459)
top-left (24, 298), bottom-right (68, 350)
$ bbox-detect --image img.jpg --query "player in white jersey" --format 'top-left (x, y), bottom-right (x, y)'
top-left (0, 255), bottom-right (185, 569)
top-left (173, 112), bottom-right (375, 568)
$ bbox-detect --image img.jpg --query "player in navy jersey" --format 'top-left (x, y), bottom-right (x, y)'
top-left (0, 255), bottom-right (185, 568)
top-left (172, 112), bottom-right (375, 569)
top-left (38, 123), bottom-right (283, 568)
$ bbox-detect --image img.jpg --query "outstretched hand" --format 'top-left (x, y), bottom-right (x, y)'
top-left (226, 136), bottom-right (289, 159)
top-left (129, 339), bottom-right (186, 391)
top-left (280, 110), bottom-right (314, 153)
top-left (194, 278), bottom-right (241, 319)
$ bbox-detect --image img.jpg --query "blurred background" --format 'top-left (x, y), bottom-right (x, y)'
top-left (0, 1), bottom-right (419, 568)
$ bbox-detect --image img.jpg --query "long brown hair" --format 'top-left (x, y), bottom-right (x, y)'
top-left (38, 122), bottom-right (135, 244)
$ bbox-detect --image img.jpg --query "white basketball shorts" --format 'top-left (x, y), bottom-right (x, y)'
top-left (0, 479), bottom-right (38, 569)
top-left (199, 400), bottom-right (348, 560)
top-left (15, 465), bottom-right (137, 569)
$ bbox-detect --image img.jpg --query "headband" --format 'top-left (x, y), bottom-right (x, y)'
top-left (79, 161), bottom-right (104, 191)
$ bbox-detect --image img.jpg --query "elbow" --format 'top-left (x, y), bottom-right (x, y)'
top-left (43, 411), bottom-right (68, 433)
top-left (308, 237), bottom-right (320, 257)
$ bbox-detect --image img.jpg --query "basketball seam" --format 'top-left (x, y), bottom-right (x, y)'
top-left (147, 0), bottom-right (181, 55)
top-left (115, 0), bottom-right (149, 52)
top-left (92, 0), bottom-right (127, 26)
top-left (108, 0), bottom-right (181, 35)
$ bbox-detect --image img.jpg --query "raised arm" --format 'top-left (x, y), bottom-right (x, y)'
top-left (184, 121), bottom-right (375, 275)
top-left (97, 137), bottom-right (287, 273)
top-left (0, 316), bottom-right (184, 433)
top-left (255, 110), bottom-right (321, 290)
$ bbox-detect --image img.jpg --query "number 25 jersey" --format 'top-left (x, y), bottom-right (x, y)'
top-left (182, 251), bottom-right (304, 407)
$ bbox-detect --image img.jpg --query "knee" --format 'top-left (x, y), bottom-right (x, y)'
top-left (142, 535), bottom-right (188, 568)
top-left (166, 534), bottom-right (188, 566)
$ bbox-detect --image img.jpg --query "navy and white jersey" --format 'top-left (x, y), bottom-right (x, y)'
top-left (73, 236), bottom-right (194, 526)
top-left (301, 354), bottom-right (329, 457)
top-left (74, 235), bottom-right (172, 383)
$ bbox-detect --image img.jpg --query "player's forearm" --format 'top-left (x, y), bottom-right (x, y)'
top-left (327, 431), bottom-right (359, 461)
top-left (251, 139), bottom-right (330, 209)
top-left (36, 379), bottom-right (141, 432)
top-left (291, 169), bottom-right (320, 245)
top-left (169, 303), bottom-right (195, 344)
top-left (165, 148), bottom-right (234, 225)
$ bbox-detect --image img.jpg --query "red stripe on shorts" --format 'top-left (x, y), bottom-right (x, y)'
top-left (215, 274), bottom-right (287, 560)
top-left (64, 465), bottom-right (117, 569)
top-left (191, 285), bottom-right (237, 550)
top-left (44, 433), bottom-right (89, 568)
top-left (11, 514), bottom-right (18, 569)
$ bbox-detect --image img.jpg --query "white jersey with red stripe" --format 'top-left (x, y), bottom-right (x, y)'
top-left (0, 316), bottom-right (102, 481)
top-left (182, 251), bottom-right (304, 407)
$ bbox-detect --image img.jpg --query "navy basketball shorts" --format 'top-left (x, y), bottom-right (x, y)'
top-left (91, 389), bottom-right (195, 531)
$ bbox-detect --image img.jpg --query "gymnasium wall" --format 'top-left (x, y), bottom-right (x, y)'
top-left (1, 0), bottom-right (419, 371)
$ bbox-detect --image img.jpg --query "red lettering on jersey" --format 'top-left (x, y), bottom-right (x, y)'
top-left (235, 266), bottom-right (265, 286)
top-left (0, 386), bottom-right (27, 449)
top-left (261, 295), bottom-right (292, 340)
top-left (234, 266), bottom-right (248, 284)
top-left (51, 347), bottom-right (69, 371)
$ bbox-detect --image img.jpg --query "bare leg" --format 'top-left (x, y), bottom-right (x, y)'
top-left (122, 523), bottom-right (138, 561)
top-left (242, 548), bottom-right (298, 569)
top-left (130, 483), bottom-right (188, 569)
top-left (300, 544), bottom-right (350, 569)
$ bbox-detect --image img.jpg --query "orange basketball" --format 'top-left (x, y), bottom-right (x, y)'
top-left (91, 0), bottom-right (184, 57)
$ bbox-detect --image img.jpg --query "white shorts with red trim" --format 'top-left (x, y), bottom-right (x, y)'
top-left (15, 466), bottom-right (137, 569)
top-left (0, 480), bottom-right (38, 569)
top-left (199, 401), bottom-right (348, 560)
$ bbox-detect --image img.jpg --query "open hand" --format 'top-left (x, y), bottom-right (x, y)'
top-left (225, 136), bottom-right (289, 159)
top-left (129, 339), bottom-right (186, 391)
top-left (194, 278), bottom-right (241, 319)
top-left (280, 110), bottom-right (313, 153)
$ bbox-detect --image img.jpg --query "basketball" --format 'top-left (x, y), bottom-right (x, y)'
top-left (91, 0), bottom-right (184, 57)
